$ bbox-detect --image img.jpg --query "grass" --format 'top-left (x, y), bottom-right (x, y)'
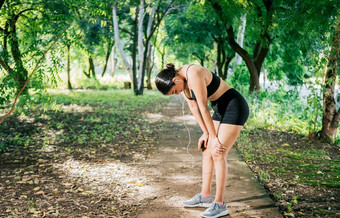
top-left (232, 84), bottom-right (340, 216)
top-left (0, 89), bottom-right (169, 153)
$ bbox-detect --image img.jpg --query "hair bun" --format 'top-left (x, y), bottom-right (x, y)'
top-left (166, 63), bottom-right (175, 70)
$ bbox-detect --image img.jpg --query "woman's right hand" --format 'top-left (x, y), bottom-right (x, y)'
top-left (198, 132), bottom-right (209, 152)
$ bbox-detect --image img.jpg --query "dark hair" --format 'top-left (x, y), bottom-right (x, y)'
top-left (155, 63), bottom-right (177, 95)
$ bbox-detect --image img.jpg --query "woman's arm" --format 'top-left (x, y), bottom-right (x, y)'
top-left (188, 69), bottom-right (217, 139)
top-left (181, 92), bottom-right (208, 134)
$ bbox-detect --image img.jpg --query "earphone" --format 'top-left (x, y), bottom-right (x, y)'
top-left (182, 97), bottom-right (198, 168)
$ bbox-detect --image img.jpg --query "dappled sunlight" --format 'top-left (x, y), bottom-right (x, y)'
top-left (146, 113), bottom-right (165, 122)
top-left (59, 104), bottom-right (94, 113)
top-left (54, 158), bottom-right (153, 202)
top-left (17, 114), bottom-right (35, 123)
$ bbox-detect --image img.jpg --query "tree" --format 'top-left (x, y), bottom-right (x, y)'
top-left (320, 14), bottom-right (340, 142)
top-left (112, 1), bottom-right (136, 88)
top-left (112, 0), bottom-right (177, 95)
top-left (61, 23), bottom-right (80, 90)
top-left (0, 0), bottom-right (76, 124)
top-left (208, 0), bottom-right (275, 92)
top-left (164, 2), bottom-right (235, 79)
top-left (136, 0), bottom-right (176, 95)
top-left (271, 0), bottom-right (339, 141)
top-left (0, 0), bottom-right (76, 100)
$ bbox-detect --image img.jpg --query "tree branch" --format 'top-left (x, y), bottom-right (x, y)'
top-left (8, 8), bottom-right (34, 28)
top-left (0, 22), bottom-right (71, 125)
top-left (0, 57), bottom-right (14, 92)
top-left (119, 27), bottom-right (133, 37)
top-left (147, 0), bottom-right (175, 42)
top-left (0, 56), bottom-right (13, 74)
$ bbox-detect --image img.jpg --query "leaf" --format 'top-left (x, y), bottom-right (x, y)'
top-left (36, 191), bottom-right (44, 195)
top-left (33, 187), bottom-right (40, 191)
top-left (38, 159), bottom-right (47, 163)
top-left (19, 195), bottom-right (27, 199)
top-left (324, 156), bottom-right (331, 160)
top-left (136, 182), bottom-right (145, 187)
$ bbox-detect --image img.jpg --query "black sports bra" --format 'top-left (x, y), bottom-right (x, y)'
top-left (184, 65), bottom-right (220, 101)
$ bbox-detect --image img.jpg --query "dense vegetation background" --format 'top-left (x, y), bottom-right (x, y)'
top-left (0, 0), bottom-right (339, 217)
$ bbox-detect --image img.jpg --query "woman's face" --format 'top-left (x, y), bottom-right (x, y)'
top-left (166, 77), bottom-right (184, 95)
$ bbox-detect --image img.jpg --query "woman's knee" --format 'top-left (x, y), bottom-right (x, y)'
top-left (202, 149), bottom-right (212, 159)
top-left (212, 151), bottom-right (227, 162)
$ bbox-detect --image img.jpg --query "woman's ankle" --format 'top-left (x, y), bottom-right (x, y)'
top-left (201, 193), bottom-right (211, 198)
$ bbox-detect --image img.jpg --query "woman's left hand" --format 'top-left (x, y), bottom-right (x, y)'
top-left (211, 137), bottom-right (226, 154)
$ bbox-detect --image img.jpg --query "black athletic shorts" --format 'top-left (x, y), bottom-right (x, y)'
top-left (211, 88), bottom-right (249, 125)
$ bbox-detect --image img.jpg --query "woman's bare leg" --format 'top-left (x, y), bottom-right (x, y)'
top-left (212, 124), bottom-right (243, 202)
top-left (201, 121), bottom-right (220, 196)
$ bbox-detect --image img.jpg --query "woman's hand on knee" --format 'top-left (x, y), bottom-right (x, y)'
top-left (212, 138), bottom-right (226, 154)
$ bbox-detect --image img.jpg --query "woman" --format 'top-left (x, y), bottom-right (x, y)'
top-left (155, 63), bottom-right (249, 218)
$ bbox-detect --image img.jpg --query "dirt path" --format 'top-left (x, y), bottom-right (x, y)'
top-left (135, 95), bottom-right (282, 218)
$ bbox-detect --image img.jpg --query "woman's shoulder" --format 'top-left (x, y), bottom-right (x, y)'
top-left (187, 65), bottom-right (210, 75)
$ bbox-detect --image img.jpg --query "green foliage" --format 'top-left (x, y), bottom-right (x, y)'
top-left (237, 83), bottom-right (336, 137)
top-left (259, 170), bottom-right (271, 183)
top-left (164, 1), bottom-right (225, 66)
top-left (0, 0), bottom-right (75, 108)
top-left (306, 79), bottom-right (324, 134)
top-left (267, 0), bottom-right (338, 84)
top-left (228, 64), bottom-right (250, 89)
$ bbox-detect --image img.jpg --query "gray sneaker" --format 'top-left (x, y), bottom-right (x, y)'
top-left (200, 202), bottom-right (229, 218)
top-left (182, 193), bottom-right (213, 207)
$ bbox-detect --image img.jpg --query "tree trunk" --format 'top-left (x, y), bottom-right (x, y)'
top-left (2, 21), bottom-right (10, 67)
top-left (233, 13), bottom-right (246, 71)
top-left (137, 38), bottom-right (149, 95)
top-left (226, 26), bottom-right (260, 92)
top-left (200, 58), bottom-right (204, 67)
top-left (67, 43), bottom-right (72, 90)
top-left (132, 7), bottom-right (139, 94)
top-left (111, 45), bottom-right (116, 77)
top-left (83, 70), bottom-right (90, 78)
top-left (112, 3), bottom-right (132, 80)
top-left (101, 41), bottom-right (113, 77)
top-left (145, 4), bottom-right (156, 90)
top-left (88, 56), bottom-right (96, 78)
top-left (254, 37), bottom-right (270, 78)
top-left (137, 0), bottom-right (145, 89)
top-left (223, 55), bottom-right (234, 80)
top-left (9, 18), bottom-right (28, 95)
top-left (320, 16), bottom-right (340, 143)
top-left (216, 39), bottom-right (223, 78)
top-left (161, 48), bottom-right (165, 69)
top-left (146, 46), bottom-right (153, 89)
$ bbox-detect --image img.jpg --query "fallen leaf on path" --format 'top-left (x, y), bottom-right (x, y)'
top-left (136, 182), bottom-right (145, 187)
